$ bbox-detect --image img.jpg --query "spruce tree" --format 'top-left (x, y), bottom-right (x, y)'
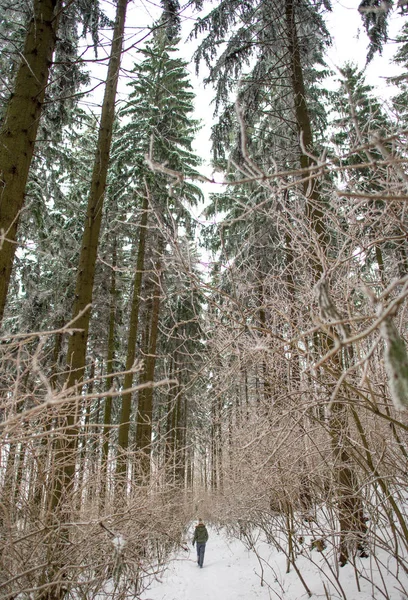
top-left (358, 0), bottom-right (394, 62)
top-left (51, 0), bottom-right (129, 516)
top-left (114, 26), bottom-right (203, 484)
top-left (192, 0), bottom-right (371, 566)
top-left (329, 64), bottom-right (407, 282)
top-left (0, 0), bottom-right (106, 324)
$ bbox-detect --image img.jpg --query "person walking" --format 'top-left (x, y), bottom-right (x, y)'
top-left (192, 518), bottom-right (209, 568)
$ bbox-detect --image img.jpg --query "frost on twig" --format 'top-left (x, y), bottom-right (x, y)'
top-left (379, 314), bottom-right (408, 410)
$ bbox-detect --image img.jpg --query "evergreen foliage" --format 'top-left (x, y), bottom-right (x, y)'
top-left (358, 0), bottom-right (393, 62)
top-left (328, 63), bottom-right (392, 173)
top-left (390, 21), bottom-right (408, 119)
top-left (117, 28), bottom-right (203, 223)
top-left (0, 0), bottom-right (27, 117)
top-left (191, 0), bottom-right (332, 166)
top-left (4, 109), bottom-right (98, 334)
top-left (160, 0), bottom-right (181, 40)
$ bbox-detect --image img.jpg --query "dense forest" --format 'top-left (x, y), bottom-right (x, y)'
top-left (1, 0), bottom-right (408, 598)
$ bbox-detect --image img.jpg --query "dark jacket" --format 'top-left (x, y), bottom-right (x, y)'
top-left (193, 523), bottom-right (209, 544)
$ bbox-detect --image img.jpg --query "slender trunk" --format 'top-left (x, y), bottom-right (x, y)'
top-left (134, 303), bottom-right (151, 484)
top-left (0, 397), bottom-right (26, 525)
top-left (135, 248), bottom-right (163, 481)
top-left (210, 398), bottom-right (217, 491)
top-left (182, 394), bottom-right (188, 483)
top-left (76, 362), bottom-right (95, 512)
top-left (2, 443), bottom-right (18, 523)
top-left (13, 434), bottom-right (29, 511)
top-left (49, 318), bottom-right (65, 389)
top-left (330, 400), bottom-right (368, 566)
top-left (228, 401), bottom-right (233, 473)
top-left (284, 220), bottom-right (301, 389)
top-left (100, 240), bottom-right (118, 511)
top-left (0, 0), bottom-right (58, 322)
top-left (35, 331), bottom-right (62, 515)
top-left (50, 0), bottom-right (129, 512)
top-left (375, 245), bottom-right (386, 285)
top-left (217, 395), bottom-right (223, 491)
top-left (285, 0), bottom-right (328, 268)
top-left (285, 0), bottom-right (365, 566)
top-left (258, 281), bottom-right (272, 406)
top-left (172, 344), bottom-right (186, 486)
top-left (174, 385), bottom-right (185, 485)
top-left (165, 357), bottom-right (176, 483)
top-left (186, 448), bottom-right (193, 489)
top-left (116, 197), bottom-right (149, 486)
top-left (244, 368), bottom-right (250, 419)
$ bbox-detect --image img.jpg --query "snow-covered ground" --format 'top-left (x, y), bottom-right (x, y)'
top-left (140, 525), bottom-right (408, 600)
top-left (141, 527), bottom-right (272, 600)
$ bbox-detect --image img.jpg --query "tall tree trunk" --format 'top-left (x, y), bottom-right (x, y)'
top-left (330, 400), bottom-right (367, 566)
top-left (164, 357), bottom-right (177, 483)
top-left (50, 0), bottom-right (129, 511)
top-left (100, 239), bottom-right (118, 511)
top-left (216, 395), bottom-right (223, 491)
top-left (133, 301), bottom-right (152, 484)
top-left (285, 0), bottom-right (366, 566)
top-left (0, 394), bottom-right (26, 526)
top-left (76, 362), bottom-right (95, 512)
top-left (167, 343), bottom-right (186, 486)
top-left (0, 0), bottom-right (58, 322)
top-left (285, 0), bottom-right (328, 265)
top-left (116, 197), bottom-right (149, 488)
top-left (36, 3), bottom-right (129, 594)
top-left (257, 280), bottom-right (272, 406)
top-left (210, 398), bottom-right (217, 491)
top-left (174, 377), bottom-right (185, 485)
top-left (135, 246), bottom-right (163, 481)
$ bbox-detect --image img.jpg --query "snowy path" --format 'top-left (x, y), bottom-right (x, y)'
top-left (141, 527), bottom-right (273, 600)
top-left (139, 524), bottom-right (408, 600)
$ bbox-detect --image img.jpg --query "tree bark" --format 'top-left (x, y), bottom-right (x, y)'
top-left (0, 0), bottom-right (58, 322)
top-left (100, 239), bottom-right (118, 511)
top-left (174, 368), bottom-right (185, 485)
top-left (135, 245), bottom-right (163, 481)
top-left (164, 357), bottom-right (177, 482)
top-left (285, 0), bottom-right (328, 269)
top-left (285, 0), bottom-right (366, 566)
top-left (116, 197), bottom-right (149, 487)
top-left (50, 0), bottom-right (129, 512)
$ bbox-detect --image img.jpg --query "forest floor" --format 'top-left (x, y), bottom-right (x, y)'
top-left (139, 525), bottom-right (408, 600)
top-left (140, 527), bottom-right (272, 600)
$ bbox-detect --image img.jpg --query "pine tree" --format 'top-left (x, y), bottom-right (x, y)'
top-left (358, 0), bottom-right (394, 62)
top-left (0, 0), bottom-right (105, 324)
top-left (51, 0), bottom-right (129, 515)
top-left (329, 63), bottom-right (407, 283)
top-left (4, 108), bottom-right (97, 336)
top-left (114, 27), bottom-right (203, 485)
top-left (192, 0), bottom-right (372, 566)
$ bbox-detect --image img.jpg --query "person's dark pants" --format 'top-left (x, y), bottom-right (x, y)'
top-left (196, 542), bottom-right (206, 567)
